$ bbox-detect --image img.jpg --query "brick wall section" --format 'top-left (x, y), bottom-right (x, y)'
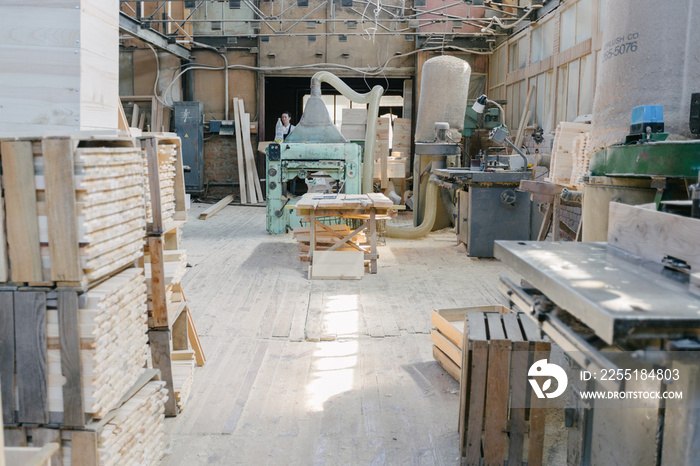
top-left (203, 135), bottom-right (239, 199)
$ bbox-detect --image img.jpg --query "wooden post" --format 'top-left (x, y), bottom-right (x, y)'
top-left (14, 291), bottom-right (49, 424)
top-left (142, 137), bottom-right (163, 234)
top-left (0, 292), bottom-right (15, 425)
top-left (148, 236), bottom-right (168, 329)
top-left (58, 291), bottom-right (84, 427)
top-left (149, 329), bottom-right (178, 416)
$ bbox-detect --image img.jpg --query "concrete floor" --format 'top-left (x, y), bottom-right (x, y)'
top-left (161, 202), bottom-right (566, 465)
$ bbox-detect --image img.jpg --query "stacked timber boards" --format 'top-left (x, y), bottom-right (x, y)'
top-left (0, 136), bottom-right (146, 286)
top-left (547, 122), bottom-right (591, 187)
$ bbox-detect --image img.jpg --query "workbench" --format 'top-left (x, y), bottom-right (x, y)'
top-left (294, 193), bottom-right (396, 276)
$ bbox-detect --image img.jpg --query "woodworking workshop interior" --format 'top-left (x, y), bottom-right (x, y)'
top-left (2, 0), bottom-right (700, 465)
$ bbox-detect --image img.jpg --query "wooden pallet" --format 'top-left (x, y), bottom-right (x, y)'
top-left (0, 135), bottom-right (146, 287)
top-left (458, 311), bottom-right (551, 466)
top-left (1, 268), bottom-right (149, 429)
top-left (3, 370), bottom-right (167, 466)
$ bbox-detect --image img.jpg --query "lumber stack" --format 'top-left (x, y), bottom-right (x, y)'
top-left (569, 132), bottom-right (592, 188)
top-left (374, 116), bottom-right (392, 162)
top-left (340, 108), bottom-right (368, 141)
top-left (171, 352), bottom-right (196, 411)
top-left (547, 122), bottom-right (591, 186)
top-left (93, 380), bottom-right (167, 466)
top-left (46, 269), bottom-right (148, 419)
top-left (233, 97), bottom-right (263, 204)
top-left (392, 118), bottom-right (411, 175)
top-left (144, 143), bottom-right (177, 225)
top-left (0, 136), bottom-right (146, 286)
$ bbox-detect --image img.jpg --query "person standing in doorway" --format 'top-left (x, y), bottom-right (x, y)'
top-left (281, 111), bottom-right (295, 140)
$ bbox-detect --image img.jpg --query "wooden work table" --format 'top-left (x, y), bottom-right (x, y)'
top-left (293, 193), bottom-right (396, 277)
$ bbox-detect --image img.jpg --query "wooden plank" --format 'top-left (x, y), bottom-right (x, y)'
top-left (30, 428), bottom-right (62, 466)
top-left (432, 345), bottom-right (460, 382)
top-left (465, 340), bottom-right (488, 465)
top-left (43, 139), bottom-right (81, 282)
top-left (0, 292), bottom-right (15, 425)
top-left (0, 176), bottom-right (7, 282)
top-left (198, 194), bottom-right (234, 220)
top-left (58, 291), bottom-right (84, 428)
top-left (232, 98), bottom-right (247, 204)
top-left (70, 430), bottom-right (98, 466)
top-left (237, 101), bottom-right (257, 203)
top-left (430, 330), bottom-right (461, 369)
top-left (171, 141), bottom-right (187, 221)
top-left (486, 313), bottom-right (505, 340)
top-left (14, 291), bottom-right (49, 424)
top-left (186, 307), bottom-right (205, 366)
top-left (5, 444), bottom-right (58, 466)
top-left (466, 312), bottom-right (487, 341)
top-left (148, 329), bottom-right (178, 416)
top-left (527, 341), bottom-right (550, 466)
top-left (502, 313), bottom-right (524, 341)
top-left (458, 320), bottom-right (471, 458)
top-left (608, 202), bottom-right (700, 270)
top-left (508, 340), bottom-right (530, 466)
top-left (242, 111), bottom-right (262, 203)
top-left (1, 141), bottom-right (42, 282)
top-left (117, 99), bottom-right (130, 135)
top-left (482, 339), bottom-right (511, 465)
top-left (148, 236), bottom-right (168, 328)
top-left (172, 308), bottom-right (188, 350)
top-left (142, 137), bottom-right (163, 233)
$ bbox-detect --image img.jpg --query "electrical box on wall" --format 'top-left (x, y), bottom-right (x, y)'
top-left (173, 102), bottom-right (205, 193)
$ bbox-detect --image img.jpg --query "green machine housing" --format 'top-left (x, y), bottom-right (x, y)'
top-left (265, 142), bottom-right (362, 234)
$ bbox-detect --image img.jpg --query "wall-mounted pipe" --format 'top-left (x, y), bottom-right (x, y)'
top-left (309, 71), bottom-right (384, 193)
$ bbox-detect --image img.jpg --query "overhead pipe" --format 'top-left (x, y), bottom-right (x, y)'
top-left (309, 71), bottom-right (384, 193)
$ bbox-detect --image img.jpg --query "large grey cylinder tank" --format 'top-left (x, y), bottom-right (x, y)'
top-left (591, 0), bottom-right (700, 150)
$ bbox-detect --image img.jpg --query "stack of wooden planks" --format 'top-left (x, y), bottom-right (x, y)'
top-left (293, 224), bottom-right (367, 261)
top-left (374, 115), bottom-right (392, 162)
top-left (233, 97), bottom-right (263, 204)
top-left (569, 132), bottom-right (592, 188)
top-left (171, 352), bottom-right (196, 411)
top-left (144, 143), bottom-right (177, 225)
top-left (0, 137), bottom-right (146, 286)
top-left (547, 122), bottom-right (591, 186)
top-left (46, 269), bottom-right (148, 420)
top-left (340, 108), bottom-right (368, 141)
top-left (392, 118), bottom-right (411, 175)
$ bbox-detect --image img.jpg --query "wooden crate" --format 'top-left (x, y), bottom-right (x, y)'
top-left (3, 370), bottom-right (167, 466)
top-left (0, 1), bottom-right (119, 135)
top-left (458, 311), bottom-right (551, 466)
top-left (0, 136), bottom-right (146, 287)
top-left (430, 305), bottom-right (511, 381)
top-left (140, 134), bottom-right (187, 234)
top-left (1, 269), bottom-right (149, 429)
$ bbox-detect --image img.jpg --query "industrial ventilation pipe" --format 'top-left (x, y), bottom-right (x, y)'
top-left (386, 55), bottom-right (471, 238)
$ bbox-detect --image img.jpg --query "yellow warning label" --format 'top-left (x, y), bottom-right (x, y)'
top-left (184, 133), bottom-right (189, 138)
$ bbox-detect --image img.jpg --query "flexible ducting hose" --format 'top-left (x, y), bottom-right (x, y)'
top-left (309, 72), bottom-right (384, 193)
top-left (386, 177), bottom-right (438, 238)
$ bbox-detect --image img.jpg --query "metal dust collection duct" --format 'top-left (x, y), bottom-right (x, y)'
top-left (386, 55), bottom-right (471, 239)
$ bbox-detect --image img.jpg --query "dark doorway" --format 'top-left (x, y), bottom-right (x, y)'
top-left (263, 76), bottom-right (407, 141)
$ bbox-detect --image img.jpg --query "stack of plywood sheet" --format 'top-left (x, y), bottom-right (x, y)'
top-left (547, 122), bottom-right (591, 186)
top-left (46, 269), bottom-right (148, 419)
top-left (340, 108), bottom-right (368, 141)
top-left (0, 137), bottom-right (146, 286)
top-left (569, 132), bottom-right (592, 189)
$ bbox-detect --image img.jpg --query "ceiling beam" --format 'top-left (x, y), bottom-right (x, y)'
top-left (119, 12), bottom-right (192, 60)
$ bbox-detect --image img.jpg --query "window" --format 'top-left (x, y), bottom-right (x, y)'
top-left (531, 19), bottom-right (554, 64)
top-left (598, 0), bottom-right (609, 34)
top-left (559, 0), bottom-right (592, 52)
top-left (509, 37), bottom-right (527, 72)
